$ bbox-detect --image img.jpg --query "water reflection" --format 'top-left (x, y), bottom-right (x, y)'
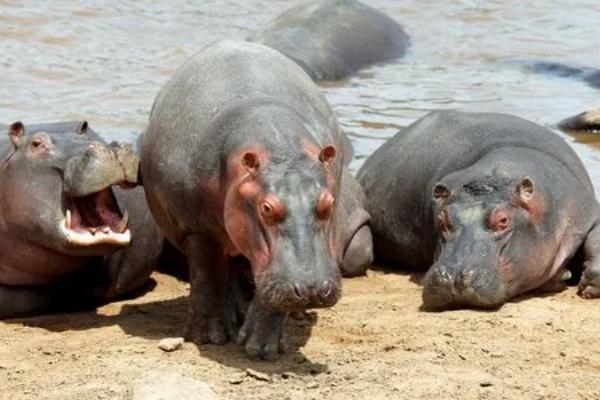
top-left (1, 0), bottom-right (599, 187)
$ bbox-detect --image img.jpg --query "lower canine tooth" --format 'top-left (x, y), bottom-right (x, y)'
top-left (88, 227), bottom-right (97, 235)
top-left (65, 210), bottom-right (72, 229)
top-left (100, 226), bottom-right (110, 234)
top-left (117, 210), bottom-right (129, 233)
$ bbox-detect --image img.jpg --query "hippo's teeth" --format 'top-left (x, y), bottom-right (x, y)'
top-left (88, 227), bottom-right (97, 235)
top-left (65, 209), bottom-right (72, 229)
top-left (100, 225), bottom-right (110, 234)
top-left (117, 210), bottom-right (129, 233)
top-left (562, 270), bottom-right (572, 281)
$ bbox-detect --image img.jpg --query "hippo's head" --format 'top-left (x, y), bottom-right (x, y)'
top-left (558, 107), bottom-right (600, 134)
top-left (1, 121), bottom-right (138, 256)
top-left (224, 143), bottom-right (342, 312)
top-left (422, 176), bottom-right (549, 310)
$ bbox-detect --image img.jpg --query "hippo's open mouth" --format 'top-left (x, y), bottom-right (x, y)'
top-left (60, 188), bottom-right (131, 247)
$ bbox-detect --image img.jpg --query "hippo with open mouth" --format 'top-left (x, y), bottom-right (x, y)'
top-left (358, 111), bottom-right (600, 310)
top-left (141, 40), bottom-right (373, 359)
top-left (0, 121), bottom-right (161, 318)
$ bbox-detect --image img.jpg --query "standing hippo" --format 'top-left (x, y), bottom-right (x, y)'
top-left (249, 0), bottom-right (409, 81)
top-left (141, 40), bottom-right (372, 360)
top-left (358, 111), bottom-right (600, 309)
top-left (0, 121), bottom-right (162, 318)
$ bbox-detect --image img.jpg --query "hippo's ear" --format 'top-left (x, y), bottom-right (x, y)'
top-left (77, 120), bottom-right (89, 135)
top-left (516, 177), bottom-right (535, 202)
top-left (433, 183), bottom-right (451, 201)
top-left (241, 152), bottom-right (260, 176)
top-left (319, 144), bottom-right (337, 166)
top-left (8, 121), bottom-right (25, 148)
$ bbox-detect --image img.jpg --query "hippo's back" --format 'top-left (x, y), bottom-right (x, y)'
top-left (249, 0), bottom-right (408, 81)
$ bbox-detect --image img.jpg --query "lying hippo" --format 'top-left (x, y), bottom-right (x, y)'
top-left (358, 111), bottom-right (600, 309)
top-left (0, 121), bottom-right (161, 318)
top-left (141, 40), bottom-right (373, 359)
top-left (249, 0), bottom-right (409, 81)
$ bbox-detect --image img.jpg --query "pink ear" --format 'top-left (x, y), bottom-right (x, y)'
top-left (319, 144), bottom-right (337, 165)
top-left (516, 177), bottom-right (535, 203)
top-left (241, 152), bottom-right (260, 175)
top-left (9, 121), bottom-right (24, 148)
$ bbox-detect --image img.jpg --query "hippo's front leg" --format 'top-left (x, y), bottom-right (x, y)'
top-left (341, 224), bottom-right (374, 277)
top-left (237, 296), bottom-right (287, 361)
top-left (184, 235), bottom-right (233, 344)
top-left (579, 223), bottom-right (600, 298)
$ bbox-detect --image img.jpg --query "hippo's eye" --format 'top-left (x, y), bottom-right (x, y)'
top-left (259, 197), bottom-right (285, 225)
top-left (316, 190), bottom-right (334, 220)
top-left (489, 209), bottom-right (512, 233)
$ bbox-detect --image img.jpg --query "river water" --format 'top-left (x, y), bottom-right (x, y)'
top-left (1, 0), bottom-right (600, 187)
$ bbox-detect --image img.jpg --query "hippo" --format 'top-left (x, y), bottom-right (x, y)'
top-left (0, 121), bottom-right (162, 318)
top-left (358, 111), bottom-right (600, 310)
top-left (523, 61), bottom-right (600, 89)
top-left (512, 61), bottom-right (600, 133)
top-left (141, 40), bottom-right (373, 359)
top-left (248, 0), bottom-right (409, 81)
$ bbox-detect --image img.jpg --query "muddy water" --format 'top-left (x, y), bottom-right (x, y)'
top-left (1, 0), bottom-right (600, 187)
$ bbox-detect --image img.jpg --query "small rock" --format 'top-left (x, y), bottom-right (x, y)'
top-left (158, 337), bottom-right (184, 352)
top-left (559, 351), bottom-right (566, 357)
top-left (246, 368), bottom-right (272, 382)
top-left (307, 382), bottom-right (319, 389)
top-left (132, 370), bottom-right (217, 400)
top-left (480, 381), bottom-right (493, 388)
top-left (229, 374), bottom-right (245, 385)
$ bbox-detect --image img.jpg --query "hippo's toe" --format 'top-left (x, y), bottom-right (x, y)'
top-left (237, 298), bottom-right (287, 361)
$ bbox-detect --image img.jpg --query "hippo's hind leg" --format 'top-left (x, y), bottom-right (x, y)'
top-left (184, 234), bottom-right (234, 345)
top-left (237, 296), bottom-right (287, 361)
top-left (579, 222), bottom-right (600, 298)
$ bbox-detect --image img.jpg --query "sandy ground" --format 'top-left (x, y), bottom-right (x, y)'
top-left (1, 269), bottom-right (599, 400)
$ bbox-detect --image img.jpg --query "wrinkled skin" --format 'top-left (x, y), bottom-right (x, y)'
top-left (513, 61), bottom-right (600, 134)
top-left (358, 111), bottom-right (600, 310)
top-left (248, 0), bottom-right (409, 81)
top-left (0, 121), bottom-right (161, 318)
top-left (141, 40), bottom-right (372, 360)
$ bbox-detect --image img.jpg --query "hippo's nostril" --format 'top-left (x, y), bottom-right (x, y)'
top-left (461, 269), bottom-right (476, 288)
top-left (432, 266), bottom-right (451, 287)
top-left (292, 282), bottom-right (305, 299)
top-left (319, 280), bottom-right (334, 300)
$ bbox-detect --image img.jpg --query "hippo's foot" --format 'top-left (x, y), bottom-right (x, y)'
top-left (578, 268), bottom-right (600, 299)
top-left (237, 297), bottom-right (287, 361)
top-left (340, 224), bottom-right (373, 277)
top-left (184, 311), bottom-right (235, 345)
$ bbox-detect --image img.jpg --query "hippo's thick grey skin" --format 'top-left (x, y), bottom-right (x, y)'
top-left (141, 40), bottom-right (372, 360)
top-left (358, 111), bottom-right (600, 310)
top-left (248, 0), bottom-right (408, 81)
top-left (0, 121), bottom-right (161, 318)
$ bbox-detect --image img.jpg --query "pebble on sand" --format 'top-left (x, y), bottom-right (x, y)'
top-left (158, 337), bottom-right (184, 352)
